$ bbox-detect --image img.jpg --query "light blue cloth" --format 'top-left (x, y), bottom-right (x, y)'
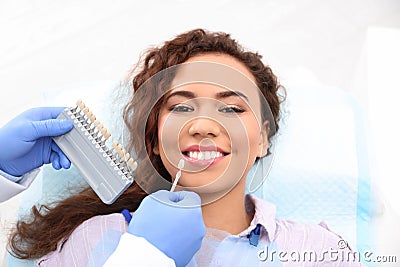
top-left (203, 237), bottom-right (281, 267)
top-left (246, 84), bottom-right (374, 262)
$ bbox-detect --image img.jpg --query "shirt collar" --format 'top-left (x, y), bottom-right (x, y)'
top-left (238, 194), bottom-right (277, 242)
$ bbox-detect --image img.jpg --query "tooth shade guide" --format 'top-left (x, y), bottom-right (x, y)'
top-left (112, 140), bottom-right (118, 148)
top-left (100, 128), bottom-right (108, 138)
top-left (97, 123), bottom-right (104, 131)
top-left (82, 107), bottom-right (89, 115)
top-left (76, 99), bottom-right (85, 110)
top-left (118, 149), bottom-right (126, 158)
top-left (102, 130), bottom-right (111, 140)
top-left (87, 111), bottom-right (95, 122)
top-left (127, 158), bottom-right (138, 171)
top-left (54, 100), bottom-right (134, 204)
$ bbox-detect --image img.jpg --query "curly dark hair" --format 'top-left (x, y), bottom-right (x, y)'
top-left (8, 28), bottom-right (285, 259)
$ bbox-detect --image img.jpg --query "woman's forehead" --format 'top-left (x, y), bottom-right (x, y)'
top-left (172, 55), bottom-right (257, 86)
top-left (166, 60), bottom-right (261, 105)
top-left (184, 53), bottom-right (256, 82)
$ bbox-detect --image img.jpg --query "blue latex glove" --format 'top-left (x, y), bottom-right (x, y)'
top-left (0, 107), bottom-right (73, 177)
top-left (129, 190), bottom-right (206, 267)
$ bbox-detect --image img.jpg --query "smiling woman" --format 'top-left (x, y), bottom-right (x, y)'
top-left (151, 57), bottom-right (273, 235)
top-left (153, 55), bottom-right (270, 199)
top-left (8, 29), bottom-right (365, 266)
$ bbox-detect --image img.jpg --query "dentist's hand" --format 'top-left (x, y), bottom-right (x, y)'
top-left (129, 190), bottom-right (206, 267)
top-left (0, 107), bottom-right (73, 177)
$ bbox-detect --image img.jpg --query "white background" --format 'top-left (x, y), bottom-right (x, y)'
top-left (0, 0), bottom-right (399, 264)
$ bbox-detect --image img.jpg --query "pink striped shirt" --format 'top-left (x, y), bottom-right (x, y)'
top-left (37, 195), bottom-right (365, 266)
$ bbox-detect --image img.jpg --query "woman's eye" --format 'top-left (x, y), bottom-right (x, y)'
top-left (219, 106), bottom-right (245, 113)
top-left (168, 105), bottom-right (194, 112)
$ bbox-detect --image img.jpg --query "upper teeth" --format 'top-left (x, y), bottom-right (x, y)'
top-left (187, 151), bottom-right (224, 160)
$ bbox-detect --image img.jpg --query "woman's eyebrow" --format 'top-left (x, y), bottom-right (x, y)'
top-left (164, 90), bottom-right (249, 102)
top-left (164, 90), bottom-right (195, 102)
top-left (215, 90), bottom-right (249, 102)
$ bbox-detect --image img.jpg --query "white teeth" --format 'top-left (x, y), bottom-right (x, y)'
top-left (187, 151), bottom-right (224, 160)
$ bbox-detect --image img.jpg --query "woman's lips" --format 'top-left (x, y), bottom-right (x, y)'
top-left (181, 144), bottom-right (230, 167)
top-left (182, 153), bottom-right (227, 166)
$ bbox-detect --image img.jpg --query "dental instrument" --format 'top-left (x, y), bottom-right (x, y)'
top-left (170, 159), bottom-right (184, 192)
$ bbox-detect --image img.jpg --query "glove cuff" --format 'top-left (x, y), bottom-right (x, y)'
top-left (0, 168), bottom-right (22, 183)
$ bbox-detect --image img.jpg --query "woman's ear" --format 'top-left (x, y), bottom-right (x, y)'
top-left (257, 120), bottom-right (270, 157)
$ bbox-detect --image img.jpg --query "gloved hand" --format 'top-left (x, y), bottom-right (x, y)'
top-left (129, 190), bottom-right (206, 267)
top-left (0, 107), bottom-right (73, 177)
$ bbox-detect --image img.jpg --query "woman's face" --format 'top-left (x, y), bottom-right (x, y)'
top-left (153, 53), bottom-right (270, 198)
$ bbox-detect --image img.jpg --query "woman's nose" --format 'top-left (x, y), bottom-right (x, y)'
top-left (188, 117), bottom-right (221, 137)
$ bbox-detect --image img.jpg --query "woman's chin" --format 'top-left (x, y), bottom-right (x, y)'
top-left (177, 178), bottom-right (239, 195)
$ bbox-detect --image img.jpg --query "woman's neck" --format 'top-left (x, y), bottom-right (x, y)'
top-left (200, 182), bottom-right (252, 235)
